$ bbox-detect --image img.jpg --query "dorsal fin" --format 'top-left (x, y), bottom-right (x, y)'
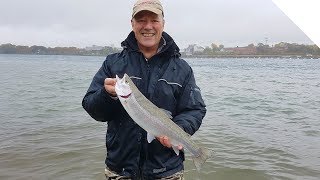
top-left (160, 108), bottom-right (172, 119)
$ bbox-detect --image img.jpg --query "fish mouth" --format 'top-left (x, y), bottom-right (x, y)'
top-left (115, 74), bottom-right (132, 98)
top-left (120, 93), bottom-right (132, 99)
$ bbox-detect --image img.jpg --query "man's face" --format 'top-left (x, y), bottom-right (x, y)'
top-left (131, 10), bottom-right (164, 50)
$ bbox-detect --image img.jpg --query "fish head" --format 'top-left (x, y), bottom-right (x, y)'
top-left (115, 74), bottom-right (132, 98)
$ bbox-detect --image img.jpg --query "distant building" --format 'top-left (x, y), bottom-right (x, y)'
top-left (184, 44), bottom-right (205, 55)
top-left (85, 45), bottom-right (104, 51)
top-left (223, 45), bottom-right (257, 55)
top-left (194, 45), bottom-right (205, 53)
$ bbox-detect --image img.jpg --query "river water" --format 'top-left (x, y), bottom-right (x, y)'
top-left (0, 54), bottom-right (319, 180)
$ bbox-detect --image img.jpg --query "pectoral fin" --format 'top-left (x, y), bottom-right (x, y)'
top-left (172, 146), bottom-right (180, 156)
top-left (147, 133), bottom-right (155, 143)
top-left (170, 139), bottom-right (181, 156)
top-left (160, 108), bottom-right (173, 119)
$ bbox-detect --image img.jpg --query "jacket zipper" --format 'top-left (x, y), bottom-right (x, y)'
top-left (146, 61), bottom-right (151, 98)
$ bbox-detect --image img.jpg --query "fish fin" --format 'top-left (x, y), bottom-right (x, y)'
top-left (172, 146), bottom-right (180, 156)
top-left (192, 147), bottom-right (214, 172)
top-left (171, 139), bottom-right (181, 156)
top-left (171, 139), bottom-right (179, 146)
top-left (160, 108), bottom-right (172, 119)
top-left (147, 133), bottom-right (155, 143)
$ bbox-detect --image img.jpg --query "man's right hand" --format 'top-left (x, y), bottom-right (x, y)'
top-left (104, 78), bottom-right (117, 97)
top-left (157, 136), bottom-right (183, 150)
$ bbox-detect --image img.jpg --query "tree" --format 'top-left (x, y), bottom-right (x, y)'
top-left (30, 45), bottom-right (47, 54)
top-left (218, 44), bottom-right (224, 51)
top-left (203, 46), bottom-right (212, 55)
top-left (247, 43), bottom-right (255, 48)
top-left (0, 43), bottom-right (17, 54)
top-left (211, 43), bottom-right (219, 52)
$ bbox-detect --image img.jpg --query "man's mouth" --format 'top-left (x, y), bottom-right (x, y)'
top-left (142, 33), bottom-right (155, 37)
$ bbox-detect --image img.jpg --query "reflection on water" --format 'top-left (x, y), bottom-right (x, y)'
top-left (0, 55), bottom-right (319, 179)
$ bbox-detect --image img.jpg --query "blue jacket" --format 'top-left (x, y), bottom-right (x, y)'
top-left (82, 31), bottom-right (206, 179)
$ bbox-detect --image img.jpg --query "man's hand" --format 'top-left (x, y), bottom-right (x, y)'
top-left (157, 136), bottom-right (183, 150)
top-left (104, 78), bottom-right (117, 97)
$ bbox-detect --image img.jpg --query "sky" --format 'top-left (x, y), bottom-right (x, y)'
top-left (0, 0), bottom-right (315, 49)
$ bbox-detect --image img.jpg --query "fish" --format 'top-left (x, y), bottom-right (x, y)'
top-left (114, 74), bottom-right (213, 171)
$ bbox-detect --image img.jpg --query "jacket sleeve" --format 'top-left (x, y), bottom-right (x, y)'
top-left (82, 58), bottom-right (120, 122)
top-left (173, 69), bottom-right (206, 135)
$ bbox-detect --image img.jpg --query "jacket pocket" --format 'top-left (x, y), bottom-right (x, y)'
top-left (153, 79), bottom-right (182, 113)
top-left (106, 127), bottom-right (118, 149)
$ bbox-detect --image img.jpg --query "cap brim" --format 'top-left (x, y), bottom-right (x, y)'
top-left (132, 7), bottom-right (162, 17)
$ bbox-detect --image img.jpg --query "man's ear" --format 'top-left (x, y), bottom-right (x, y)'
top-left (131, 19), bottom-right (134, 28)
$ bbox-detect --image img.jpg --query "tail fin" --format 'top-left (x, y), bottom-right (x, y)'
top-left (192, 147), bottom-right (213, 171)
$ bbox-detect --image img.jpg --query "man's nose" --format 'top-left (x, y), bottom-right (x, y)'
top-left (144, 21), bottom-right (153, 29)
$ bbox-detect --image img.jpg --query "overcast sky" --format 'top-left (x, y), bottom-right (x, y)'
top-left (0, 0), bottom-right (313, 49)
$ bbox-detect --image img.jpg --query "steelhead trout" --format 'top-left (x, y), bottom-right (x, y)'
top-left (115, 74), bottom-right (213, 171)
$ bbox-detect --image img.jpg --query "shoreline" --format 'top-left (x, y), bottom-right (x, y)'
top-left (183, 54), bottom-right (319, 59)
top-left (1, 53), bottom-right (319, 59)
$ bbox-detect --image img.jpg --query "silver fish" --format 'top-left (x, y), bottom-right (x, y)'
top-left (115, 74), bottom-right (213, 171)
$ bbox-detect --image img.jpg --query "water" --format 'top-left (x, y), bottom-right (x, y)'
top-left (0, 54), bottom-right (319, 180)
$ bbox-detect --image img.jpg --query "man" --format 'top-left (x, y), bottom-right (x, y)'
top-left (82, 0), bottom-right (206, 179)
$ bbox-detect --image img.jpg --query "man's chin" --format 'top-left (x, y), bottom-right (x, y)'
top-left (139, 42), bottom-right (157, 48)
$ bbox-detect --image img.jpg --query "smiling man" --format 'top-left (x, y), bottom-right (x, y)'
top-left (131, 10), bottom-right (164, 59)
top-left (82, 0), bottom-right (206, 179)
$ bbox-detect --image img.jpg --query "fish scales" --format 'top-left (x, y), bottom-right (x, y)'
top-left (121, 74), bottom-right (197, 151)
top-left (115, 73), bottom-right (213, 171)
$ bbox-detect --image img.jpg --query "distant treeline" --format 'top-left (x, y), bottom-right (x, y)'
top-left (0, 44), bottom-right (120, 56)
top-left (184, 42), bottom-right (320, 58)
top-left (1, 42), bottom-right (320, 58)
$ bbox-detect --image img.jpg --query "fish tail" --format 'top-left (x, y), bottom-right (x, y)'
top-left (192, 147), bottom-right (213, 171)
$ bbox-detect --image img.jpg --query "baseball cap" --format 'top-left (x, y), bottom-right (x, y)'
top-left (132, 0), bottom-right (164, 18)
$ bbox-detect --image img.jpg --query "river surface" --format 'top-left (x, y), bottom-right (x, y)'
top-left (0, 54), bottom-right (319, 180)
